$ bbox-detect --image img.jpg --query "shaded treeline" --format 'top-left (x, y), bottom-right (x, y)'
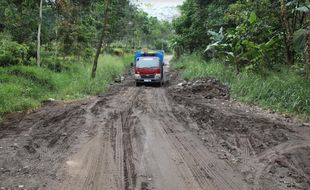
top-left (172, 0), bottom-right (310, 76)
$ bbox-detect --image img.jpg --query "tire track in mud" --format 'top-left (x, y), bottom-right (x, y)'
top-left (120, 89), bottom-right (140, 190)
top-left (135, 88), bottom-right (248, 190)
top-left (56, 86), bottom-right (250, 190)
top-left (0, 100), bottom-right (95, 190)
top-left (54, 87), bottom-right (142, 190)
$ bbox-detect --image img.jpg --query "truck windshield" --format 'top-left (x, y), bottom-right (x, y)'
top-left (136, 57), bottom-right (159, 68)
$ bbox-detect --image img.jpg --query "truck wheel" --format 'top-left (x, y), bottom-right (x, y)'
top-left (136, 82), bottom-right (141, 87)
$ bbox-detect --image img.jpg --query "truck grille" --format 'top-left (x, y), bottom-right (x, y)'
top-left (141, 74), bottom-right (155, 79)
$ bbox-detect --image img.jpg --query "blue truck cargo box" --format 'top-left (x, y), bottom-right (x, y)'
top-left (134, 50), bottom-right (164, 65)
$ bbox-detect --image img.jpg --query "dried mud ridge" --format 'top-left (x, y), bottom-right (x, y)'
top-left (1, 68), bottom-right (310, 190)
top-left (174, 77), bottom-right (230, 100)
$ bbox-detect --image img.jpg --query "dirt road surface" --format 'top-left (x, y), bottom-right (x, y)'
top-left (1, 56), bottom-right (310, 190)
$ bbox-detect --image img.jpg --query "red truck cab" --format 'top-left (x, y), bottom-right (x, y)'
top-left (135, 56), bottom-right (163, 86)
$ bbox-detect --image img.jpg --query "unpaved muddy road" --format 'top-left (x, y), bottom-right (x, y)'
top-left (0, 56), bottom-right (310, 190)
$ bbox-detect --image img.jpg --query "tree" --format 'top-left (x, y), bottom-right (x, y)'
top-left (279, 0), bottom-right (294, 65)
top-left (305, 27), bottom-right (310, 77)
top-left (37, 0), bottom-right (43, 66)
top-left (0, 0), bottom-right (173, 68)
top-left (92, 0), bottom-right (110, 79)
top-left (173, 0), bottom-right (309, 72)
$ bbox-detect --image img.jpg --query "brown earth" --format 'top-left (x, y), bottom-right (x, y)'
top-left (0, 56), bottom-right (309, 190)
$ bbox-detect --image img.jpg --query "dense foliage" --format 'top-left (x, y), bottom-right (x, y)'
top-left (0, 0), bottom-right (173, 67)
top-left (0, 0), bottom-right (174, 117)
top-left (172, 0), bottom-right (310, 76)
top-left (172, 0), bottom-right (310, 117)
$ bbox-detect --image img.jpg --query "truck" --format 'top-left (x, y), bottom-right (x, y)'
top-left (134, 50), bottom-right (164, 87)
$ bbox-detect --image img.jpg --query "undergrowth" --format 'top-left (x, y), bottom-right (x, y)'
top-left (173, 54), bottom-right (310, 119)
top-left (0, 54), bottom-right (131, 117)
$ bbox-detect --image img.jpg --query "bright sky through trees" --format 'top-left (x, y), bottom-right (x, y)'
top-left (138, 0), bottom-right (184, 7)
top-left (132, 0), bottom-right (185, 20)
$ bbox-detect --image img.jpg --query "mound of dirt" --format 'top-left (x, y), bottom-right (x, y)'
top-left (172, 77), bottom-right (230, 100)
top-left (169, 76), bottom-right (310, 190)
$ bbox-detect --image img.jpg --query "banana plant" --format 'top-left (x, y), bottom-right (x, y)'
top-left (205, 11), bottom-right (281, 73)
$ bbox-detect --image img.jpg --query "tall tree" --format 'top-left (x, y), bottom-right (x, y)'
top-left (92, 0), bottom-right (110, 78)
top-left (279, 0), bottom-right (294, 65)
top-left (305, 27), bottom-right (310, 78)
top-left (37, 0), bottom-right (43, 66)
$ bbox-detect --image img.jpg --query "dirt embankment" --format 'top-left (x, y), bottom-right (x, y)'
top-left (0, 58), bottom-right (310, 190)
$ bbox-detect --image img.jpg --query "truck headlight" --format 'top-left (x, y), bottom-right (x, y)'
top-left (135, 74), bottom-right (141, 79)
top-left (155, 74), bottom-right (161, 79)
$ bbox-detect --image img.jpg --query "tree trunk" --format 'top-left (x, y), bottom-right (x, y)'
top-left (37, 0), bottom-right (43, 67)
top-left (54, 14), bottom-right (59, 72)
top-left (279, 0), bottom-right (294, 65)
top-left (91, 0), bottom-right (110, 79)
top-left (305, 28), bottom-right (310, 78)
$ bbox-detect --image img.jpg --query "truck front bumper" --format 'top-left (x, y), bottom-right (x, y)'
top-left (135, 74), bottom-right (162, 83)
top-left (135, 78), bottom-right (161, 83)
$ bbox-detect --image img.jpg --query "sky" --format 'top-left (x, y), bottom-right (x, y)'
top-left (137, 0), bottom-right (185, 7)
top-left (132, 0), bottom-right (185, 21)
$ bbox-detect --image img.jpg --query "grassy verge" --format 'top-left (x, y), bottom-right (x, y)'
top-left (0, 54), bottom-right (132, 117)
top-left (173, 54), bottom-right (310, 119)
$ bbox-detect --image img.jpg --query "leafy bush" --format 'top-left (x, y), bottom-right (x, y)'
top-left (110, 48), bottom-right (124, 56)
top-left (205, 12), bottom-right (282, 73)
top-left (84, 47), bottom-right (95, 59)
top-left (0, 38), bottom-right (29, 66)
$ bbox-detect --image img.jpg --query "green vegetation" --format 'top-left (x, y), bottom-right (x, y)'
top-left (171, 0), bottom-right (309, 118)
top-left (1, 0), bottom-right (309, 120)
top-left (0, 0), bottom-right (173, 66)
top-left (172, 0), bottom-right (309, 74)
top-left (0, 54), bottom-right (130, 115)
top-left (0, 0), bottom-right (174, 118)
top-left (174, 54), bottom-right (310, 118)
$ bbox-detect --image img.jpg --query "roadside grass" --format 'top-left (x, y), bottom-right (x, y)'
top-left (0, 54), bottom-right (132, 117)
top-left (173, 54), bottom-right (310, 119)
